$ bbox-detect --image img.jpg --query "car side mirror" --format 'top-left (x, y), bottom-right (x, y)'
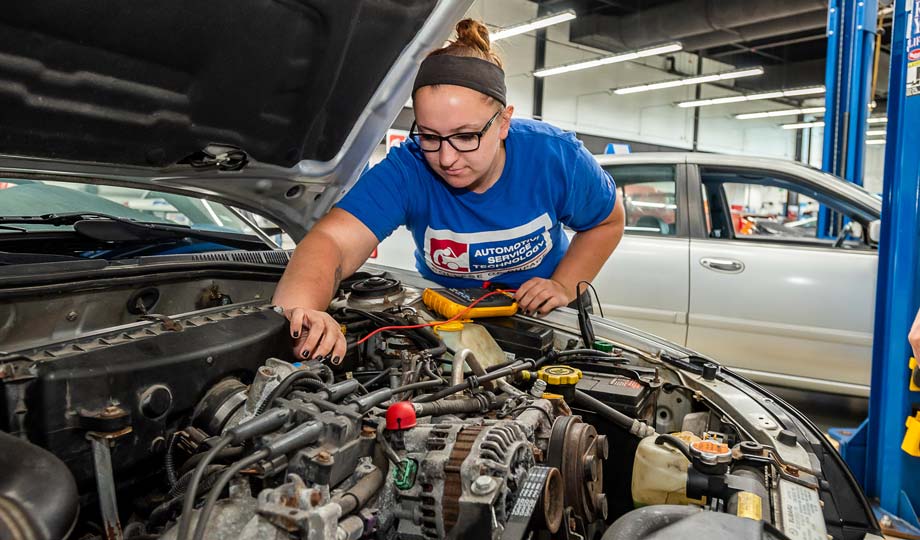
top-left (868, 219), bottom-right (881, 245)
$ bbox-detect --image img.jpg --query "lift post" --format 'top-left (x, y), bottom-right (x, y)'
top-left (857, 0), bottom-right (920, 530)
top-left (819, 0), bottom-right (879, 237)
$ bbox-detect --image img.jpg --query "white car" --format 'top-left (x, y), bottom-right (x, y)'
top-left (376, 152), bottom-right (882, 397)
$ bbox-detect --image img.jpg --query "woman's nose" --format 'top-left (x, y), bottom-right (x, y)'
top-left (439, 142), bottom-right (459, 166)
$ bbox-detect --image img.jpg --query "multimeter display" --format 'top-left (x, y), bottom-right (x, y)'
top-left (422, 287), bottom-right (518, 319)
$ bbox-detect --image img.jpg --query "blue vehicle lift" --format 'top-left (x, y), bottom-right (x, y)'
top-left (828, 0), bottom-right (920, 533)
top-left (819, 0), bottom-right (878, 238)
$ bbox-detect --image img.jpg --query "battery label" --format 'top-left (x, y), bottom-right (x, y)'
top-left (778, 480), bottom-right (828, 540)
top-left (609, 377), bottom-right (643, 389)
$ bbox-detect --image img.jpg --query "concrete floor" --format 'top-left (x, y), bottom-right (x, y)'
top-left (765, 385), bottom-right (869, 432)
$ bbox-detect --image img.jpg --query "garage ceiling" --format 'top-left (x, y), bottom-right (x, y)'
top-left (528, 0), bottom-right (893, 99)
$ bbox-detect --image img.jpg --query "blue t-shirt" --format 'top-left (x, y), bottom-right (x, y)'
top-left (337, 118), bottom-right (616, 288)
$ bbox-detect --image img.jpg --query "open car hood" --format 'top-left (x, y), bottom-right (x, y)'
top-left (0, 0), bottom-right (472, 239)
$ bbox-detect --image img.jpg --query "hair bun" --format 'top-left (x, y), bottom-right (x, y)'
top-left (454, 18), bottom-right (491, 55)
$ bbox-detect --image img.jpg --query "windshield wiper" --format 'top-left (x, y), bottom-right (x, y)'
top-left (0, 212), bottom-right (270, 250)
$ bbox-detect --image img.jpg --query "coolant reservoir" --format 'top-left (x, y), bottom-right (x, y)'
top-left (632, 431), bottom-right (705, 507)
top-left (435, 322), bottom-right (507, 371)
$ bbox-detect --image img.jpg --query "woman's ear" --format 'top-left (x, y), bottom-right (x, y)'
top-left (499, 105), bottom-right (514, 138)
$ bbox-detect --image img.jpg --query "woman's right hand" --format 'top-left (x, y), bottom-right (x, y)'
top-left (909, 307), bottom-right (920, 361)
top-left (285, 307), bottom-right (347, 363)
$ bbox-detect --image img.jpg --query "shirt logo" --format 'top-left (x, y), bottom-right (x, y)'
top-left (423, 214), bottom-right (554, 281)
top-left (429, 238), bottom-right (470, 272)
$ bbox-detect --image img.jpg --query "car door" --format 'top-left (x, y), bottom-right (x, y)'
top-left (686, 164), bottom-right (877, 396)
top-left (591, 161), bottom-right (690, 345)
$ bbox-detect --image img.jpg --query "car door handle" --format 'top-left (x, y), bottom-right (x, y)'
top-left (700, 257), bottom-right (744, 273)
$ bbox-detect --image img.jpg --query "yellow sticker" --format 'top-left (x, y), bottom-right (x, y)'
top-left (736, 492), bottom-right (763, 521)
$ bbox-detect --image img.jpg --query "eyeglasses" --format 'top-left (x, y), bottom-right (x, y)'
top-left (409, 109), bottom-right (503, 153)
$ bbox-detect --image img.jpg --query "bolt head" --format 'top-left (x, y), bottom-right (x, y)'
top-left (471, 475), bottom-right (496, 495)
top-left (66, 311), bottom-right (78, 322)
top-left (316, 450), bottom-right (332, 463)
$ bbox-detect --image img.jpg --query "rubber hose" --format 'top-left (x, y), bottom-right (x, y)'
top-left (413, 394), bottom-right (503, 416)
top-left (177, 446), bottom-right (244, 477)
top-left (573, 389), bottom-right (656, 437)
top-left (390, 379), bottom-right (444, 395)
top-left (332, 468), bottom-right (385, 515)
top-left (654, 434), bottom-right (694, 461)
top-left (601, 505), bottom-right (701, 540)
top-left (255, 370), bottom-right (324, 415)
top-left (416, 360), bottom-right (533, 403)
top-left (165, 431), bottom-right (180, 488)
top-left (168, 465), bottom-right (225, 499)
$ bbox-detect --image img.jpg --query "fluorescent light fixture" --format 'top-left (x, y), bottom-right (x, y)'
top-left (534, 42), bottom-right (683, 78)
top-left (866, 129), bottom-right (887, 136)
top-left (678, 86), bottom-right (825, 108)
top-left (613, 67), bottom-right (764, 95)
top-left (491, 10), bottom-right (576, 41)
top-left (866, 139), bottom-right (886, 145)
top-left (782, 121), bottom-right (825, 130)
top-left (735, 107), bottom-right (826, 120)
top-left (867, 116), bottom-right (888, 124)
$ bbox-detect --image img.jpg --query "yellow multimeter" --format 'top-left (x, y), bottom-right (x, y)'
top-left (422, 287), bottom-right (518, 319)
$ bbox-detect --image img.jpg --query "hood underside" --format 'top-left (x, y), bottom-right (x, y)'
top-left (1, 0), bottom-right (437, 168)
top-left (0, 1), bottom-right (473, 238)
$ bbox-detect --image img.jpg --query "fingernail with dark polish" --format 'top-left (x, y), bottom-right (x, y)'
top-left (332, 356), bottom-right (341, 364)
top-left (302, 350), bottom-right (310, 358)
top-left (292, 331), bottom-right (299, 338)
top-left (314, 355), bottom-right (323, 361)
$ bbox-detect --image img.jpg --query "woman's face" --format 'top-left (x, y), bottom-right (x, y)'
top-left (413, 85), bottom-right (513, 191)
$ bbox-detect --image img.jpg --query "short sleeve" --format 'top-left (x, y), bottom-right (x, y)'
top-left (558, 142), bottom-right (617, 231)
top-left (336, 147), bottom-right (412, 242)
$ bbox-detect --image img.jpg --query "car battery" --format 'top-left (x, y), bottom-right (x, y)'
top-left (575, 368), bottom-right (658, 424)
top-left (476, 317), bottom-right (555, 361)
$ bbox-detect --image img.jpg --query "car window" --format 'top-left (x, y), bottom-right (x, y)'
top-left (605, 164), bottom-right (678, 236)
top-left (699, 168), bottom-right (868, 248)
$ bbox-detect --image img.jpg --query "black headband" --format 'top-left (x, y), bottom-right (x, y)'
top-left (413, 54), bottom-right (506, 105)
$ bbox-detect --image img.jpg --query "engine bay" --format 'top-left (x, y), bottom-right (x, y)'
top-left (0, 268), bottom-right (849, 540)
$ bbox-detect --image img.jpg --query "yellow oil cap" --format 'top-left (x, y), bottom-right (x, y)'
top-left (433, 321), bottom-right (465, 334)
top-left (536, 365), bottom-right (583, 386)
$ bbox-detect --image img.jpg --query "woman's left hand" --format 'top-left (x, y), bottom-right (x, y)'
top-left (514, 277), bottom-right (573, 316)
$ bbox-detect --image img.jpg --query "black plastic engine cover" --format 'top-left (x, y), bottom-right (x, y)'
top-left (0, 306), bottom-right (291, 489)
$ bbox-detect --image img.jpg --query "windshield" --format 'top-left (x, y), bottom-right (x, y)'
top-left (0, 179), bottom-right (293, 261)
top-left (0, 179), bottom-right (256, 233)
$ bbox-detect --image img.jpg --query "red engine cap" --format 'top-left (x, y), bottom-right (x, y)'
top-left (385, 401), bottom-right (417, 431)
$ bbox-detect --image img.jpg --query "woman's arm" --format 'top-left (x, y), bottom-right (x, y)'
top-left (272, 208), bottom-right (379, 361)
top-left (515, 197), bottom-right (625, 315)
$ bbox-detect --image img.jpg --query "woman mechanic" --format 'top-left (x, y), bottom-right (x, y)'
top-left (273, 19), bottom-right (626, 363)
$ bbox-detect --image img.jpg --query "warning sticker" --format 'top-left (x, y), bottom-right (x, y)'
top-left (778, 480), bottom-right (828, 540)
top-left (736, 491), bottom-right (763, 521)
top-left (908, 0), bottom-right (920, 96)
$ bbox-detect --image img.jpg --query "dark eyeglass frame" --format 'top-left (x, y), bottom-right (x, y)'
top-left (409, 109), bottom-right (503, 153)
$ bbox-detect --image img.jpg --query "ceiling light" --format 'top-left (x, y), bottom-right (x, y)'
top-left (866, 129), bottom-right (887, 136)
top-left (491, 10), bottom-right (576, 41)
top-left (678, 86), bottom-right (825, 108)
top-left (613, 67), bottom-right (764, 95)
top-left (866, 139), bottom-right (886, 145)
top-left (867, 117), bottom-right (888, 124)
top-left (782, 121), bottom-right (825, 130)
top-left (735, 107), bottom-right (826, 120)
top-left (534, 42), bottom-right (683, 78)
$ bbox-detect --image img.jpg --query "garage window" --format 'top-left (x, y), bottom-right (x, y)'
top-left (605, 164), bottom-right (678, 236)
